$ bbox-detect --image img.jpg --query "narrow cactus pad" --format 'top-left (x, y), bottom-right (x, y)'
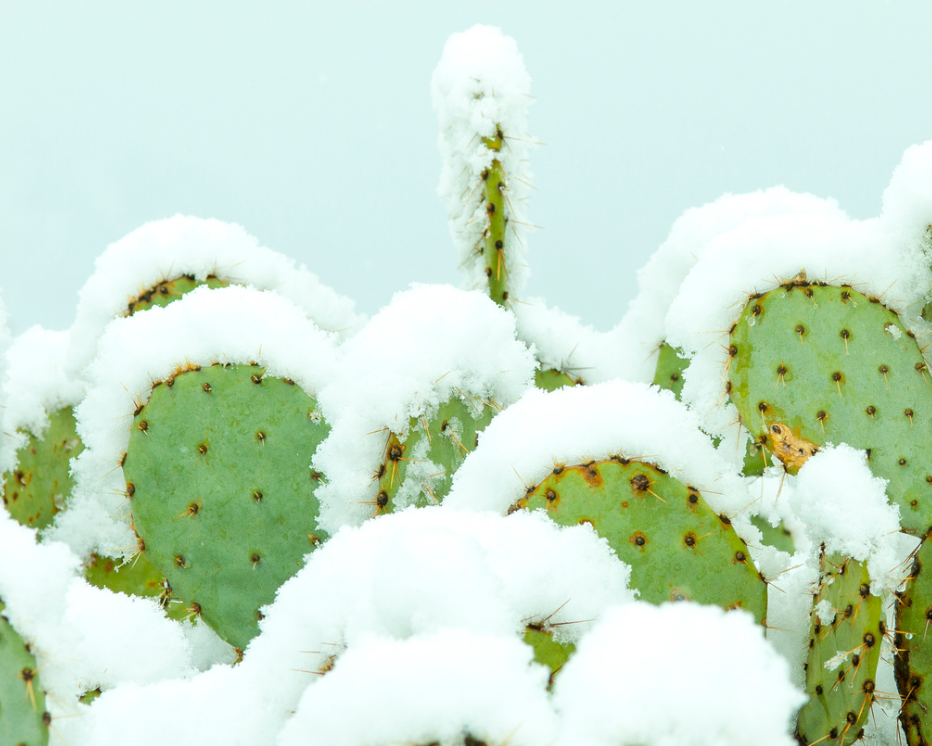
top-left (796, 551), bottom-right (882, 746)
top-left (652, 342), bottom-right (688, 399)
top-left (377, 396), bottom-right (495, 513)
top-left (510, 458), bottom-right (767, 622)
top-left (124, 363), bottom-right (330, 649)
top-left (534, 368), bottom-right (582, 392)
top-left (0, 602), bottom-right (49, 746)
top-left (126, 274), bottom-right (228, 315)
top-left (84, 552), bottom-right (189, 622)
top-left (480, 129), bottom-right (509, 307)
top-left (522, 625), bottom-right (575, 687)
top-left (730, 282), bottom-right (932, 534)
top-left (2, 406), bottom-right (83, 531)
top-left (895, 536), bottom-right (932, 745)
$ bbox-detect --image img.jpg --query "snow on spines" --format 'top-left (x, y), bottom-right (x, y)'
top-left (66, 215), bottom-right (364, 377)
top-left (313, 284), bottom-right (535, 533)
top-left (432, 25), bottom-right (534, 306)
top-left (49, 284), bottom-right (338, 560)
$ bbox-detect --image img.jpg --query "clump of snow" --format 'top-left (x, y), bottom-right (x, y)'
top-left (552, 603), bottom-right (804, 746)
top-left (446, 381), bottom-right (752, 526)
top-left (880, 139), bottom-right (932, 241)
top-left (314, 284), bottom-right (535, 532)
top-left (66, 215), bottom-right (364, 377)
top-left (278, 631), bottom-right (557, 746)
top-left (49, 285), bottom-right (338, 560)
top-left (0, 326), bottom-right (85, 474)
top-left (432, 25), bottom-right (534, 299)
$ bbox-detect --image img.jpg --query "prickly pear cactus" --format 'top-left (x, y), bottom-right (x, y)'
top-left (895, 535), bottom-right (932, 745)
top-left (729, 281), bottom-right (932, 534)
top-left (84, 552), bottom-right (189, 623)
top-left (0, 602), bottom-right (49, 746)
top-left (652, 342), bottom-right (688, 399)
top-left (522, 624), bottom-right (575, 687)
top-left (796, 549), bottom-right (883, 745)
top-left (1, 407), bottom-right (82, 530)
top-left (377, 396), bottom-right (496, 512)
top-left (510, 456), bottom-right (768, 622)
top-left (126, 274), bottom-right (229, 315)
top-left (123, 363), bottom-right (330, 649)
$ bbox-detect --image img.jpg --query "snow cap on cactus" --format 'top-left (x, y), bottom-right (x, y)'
top-left (49, 284), bottom-right (338, 559)
top-left (432, 25), bottom-right (534, 301)
top-left (314, 284), bottom-right (535, 532)
top-left (0, 326), bottom-right (85, 474)
top-left (278, 631), bottom-right (557, 746)
top-left (552, 602), bottom-right (805, 746)
top-left (66, 215), bottom-right (364, 376)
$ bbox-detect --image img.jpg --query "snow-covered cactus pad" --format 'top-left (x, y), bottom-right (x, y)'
top-left (896, 535), bottom-right (932, 745)
top-left (729, 281), bottom-right (932, 534)
top-left (0, 601), bottom-right (49, 746)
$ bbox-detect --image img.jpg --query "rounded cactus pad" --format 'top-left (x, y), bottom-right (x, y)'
top-left (377, 396), bottom-right (495, 513)
top-left (84, 552), bottom-right (189, 623)
top-left (1, 406), bottom-right (83, 531)
top-left (0, 602), bottom-right (49, 746)
top-left (510, 457), bottom-right (767, 622)
top-left (125, 274), bottom-right (229, 315)
top-left (730, 282), bottom-right (932, 534)
top-left (124, 363), bottom-right (330, 649)
top-left (895, 535), bottom-right (932, 745)
top-left (796, 550), bottom-right (882, 746)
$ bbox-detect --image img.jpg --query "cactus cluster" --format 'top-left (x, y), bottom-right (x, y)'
top-left (2, 21), bottom-right (932, 746)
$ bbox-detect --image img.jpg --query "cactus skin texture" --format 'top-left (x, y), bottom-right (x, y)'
top-left (84, 552), bottom-right (190, 623)
top-left (377, 396), bottom-right (495, 513)
top-left (123, 363), bottom-right (330, 650)
top-left (522, 625), bottom-right (575, 687)
top-left (895, 535), bottom-right (932, 745)
top-left (652, 342), bottom-right (688, 400)
top-left (1, 407), bottom-right (83, 531)
top-left (126, 274), bottom-right (229, 315)
top-left (0, 601), bottom-right (49, 746)
top-left (796, 549), bottom-right (882, 746)
top-left (534, 369), bottom-right (582, 392)
top-left (730, 281), bottom-right (932, 535)
top-left (510, 457), bottom-right (767, 623)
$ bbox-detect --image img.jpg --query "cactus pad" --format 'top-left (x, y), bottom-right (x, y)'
top-left (730, 282), bottom-right (932, 534)
top-left (534, 369), bottom-right (582, 392)
top-left (523, 625), bottom-right (574, 687)
top-left (895, 535), bottom-right (932, 745)
top-left (84, 552), bottom-right (189, 623)
top-left (2, 406), bottom-right (83, 531)
top-left (796, 550), bottom-right (882, 746)
top-left (126, 274), bottom-right (229, 315)
top-left (0, 601), bottom-right (49, 746)
top-left (510, 457), bottom-right (767, 622)
top-left (123, 363), bottom-right (330, 649)
top-left (652, 342), bottom-right (688, 399)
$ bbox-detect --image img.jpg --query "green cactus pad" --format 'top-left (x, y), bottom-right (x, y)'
top-left (730, 282), bottom-right (932, 535)
top-left (126, 274), bottom-right (229, 315)
top-left (522, 625), bottom-right (575, 687)
top-left (895, 536), bottom-right (932, 745)
top-left (377, 396), bottom-right (495, 514)
top-left (796, 551), bottom-right (882, 746)
top-left (123, 363), bottom-right (330, 649)
top-left (2, 406), bottom-right (83, 531)
top-left (480, 129), bottom-right (509, 308)
top-left (510, 458), bottom-right (768, 622)
top-left (534, 368), bottom-right (582, 392)
top-left (749, 515), bottom-right (795, 555)
top-left (652, 342), bottom-right (688, 399)
top-left (0, 602), bottom-right (49, 746)
top-left (84, 552), bottom-right (189, 623)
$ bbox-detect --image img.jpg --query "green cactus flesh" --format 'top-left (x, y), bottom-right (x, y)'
top-left (377, 396), bottom-right (495, 514)
top-left (796, 551), bottom-right (882, 746)
top-left (0, 602), bottom-right (49, 746)
top-left (126, 274), bottom-right (229, 315)
top-left (123, 363), bottom-right (330, 649)
top-left (730, 281), bottom-right (932, 535)
top-left (534, 368), bottom-right (582, 392)
top-left (84, 552), bottom-right (189, 623)
top-left (480, 129), bottom-right (509, 308)
top-left (652, 342), bottom-right (688, 399)
top-left (749, 515), bottom-right (795, 555)
top-left (1, 406), bottom-right (83, 531)
top-left (895, 535), bottom-right (932, 745)
top-left (510, 458), bottom-right (767, 622)
top-left (522, 625), bottom-right (575, 687)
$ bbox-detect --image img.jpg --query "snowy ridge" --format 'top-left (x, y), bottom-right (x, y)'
top-left (49, 285), bottom-right (339, 560)
top-left (66, 215), bottom-right (364, 377)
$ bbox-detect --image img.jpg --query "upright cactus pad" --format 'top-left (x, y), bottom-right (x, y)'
top-left (378, 396), bottom-right (495, 512)
top-left (126, 274), bottom-right (229, 315)
top-left (123, 363), bottom-right (330, 649)
top-left (510, 457), bottom-right (767, 622)
top-left (796, 550), bottom-right (882, 746)
top-left (1, 406), bottom-right (82, 531)
top-left (895, 536), bottom-right (932, 745)
top-left (0, 602), bottom-right (49, 746)
top-left (730, 281), bottom-right (932, 534)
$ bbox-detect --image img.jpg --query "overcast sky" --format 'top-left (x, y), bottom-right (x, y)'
top-left (2, 1), bottom-right (931, 336)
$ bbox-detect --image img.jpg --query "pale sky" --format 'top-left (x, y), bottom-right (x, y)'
top-left (2, 1), bottom-right (931, 336)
